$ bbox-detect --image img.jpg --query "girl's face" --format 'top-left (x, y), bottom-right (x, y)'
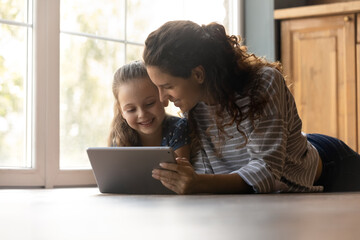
top-left (146, 66), bottom-right (205, 113)
top-left (118, 77), bottom-right (166, 138)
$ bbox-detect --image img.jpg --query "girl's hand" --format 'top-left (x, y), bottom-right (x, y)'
top-left (152, 157), bottom-right (198, 194)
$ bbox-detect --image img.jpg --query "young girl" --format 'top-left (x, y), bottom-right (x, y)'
top-left (108, 60), bottom-right (190, 160)
top-left (144, 20), bottom-right (360, 194)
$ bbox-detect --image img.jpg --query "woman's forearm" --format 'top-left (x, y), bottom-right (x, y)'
top-left (192, 173), bottom-right (253, 194)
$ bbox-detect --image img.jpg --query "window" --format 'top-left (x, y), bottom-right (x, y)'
top-left (0, 0), bottom-right (241, 187)
top-left (0, 0), bottom-right (32, 168)
top-left (0, 0), bottom-right (39, 186)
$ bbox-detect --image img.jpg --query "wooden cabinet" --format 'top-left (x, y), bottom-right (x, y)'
top-left (275, 2), bottom-right (360, 151)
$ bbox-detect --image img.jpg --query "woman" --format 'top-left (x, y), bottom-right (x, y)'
top-left (145, 20), bottom-right (360, 194)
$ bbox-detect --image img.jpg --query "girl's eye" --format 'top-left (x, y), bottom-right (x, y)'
top-left (126, 108), bottom-right (136, 113)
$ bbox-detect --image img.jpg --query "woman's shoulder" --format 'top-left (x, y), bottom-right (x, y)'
top-left (257, 66), bottom-right (284, 81)
top-left (256, 66), bottom-right (286, 92)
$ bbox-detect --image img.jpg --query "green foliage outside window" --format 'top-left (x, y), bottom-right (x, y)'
top-left (0, 0), bottom-right (28, 167)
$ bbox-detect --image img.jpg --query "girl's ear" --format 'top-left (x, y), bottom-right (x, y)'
top-left (192, 65), bottom-right (205, 84)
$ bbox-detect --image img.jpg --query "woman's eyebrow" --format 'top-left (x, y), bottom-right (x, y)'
top-left (158, 83), bottom-right (171, 88)
top-left (144, 96), bottom-right (156, 101)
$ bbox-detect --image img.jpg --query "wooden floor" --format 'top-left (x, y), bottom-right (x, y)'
top-left (0, 188), bottom-right (360, 240)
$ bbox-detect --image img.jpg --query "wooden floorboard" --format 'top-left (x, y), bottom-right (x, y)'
top-left (0, 188), bottom-right (359, 240)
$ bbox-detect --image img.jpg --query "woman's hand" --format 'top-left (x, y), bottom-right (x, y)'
top-left (153, 157), bottom-right (252, 194)
top-left (152, 157), bottom-right (198, 194)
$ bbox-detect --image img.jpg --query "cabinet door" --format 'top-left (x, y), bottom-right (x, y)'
top-left (281, 14), bottom-right (357, 151)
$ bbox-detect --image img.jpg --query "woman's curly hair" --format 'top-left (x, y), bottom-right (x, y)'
top-left (143, 21), bottom-right (282, 157)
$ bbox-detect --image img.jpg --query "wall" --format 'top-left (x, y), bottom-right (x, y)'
top-left (244, 0), bottom-right (275, 61)
top-left (243, 0), bottom-right (306, 61)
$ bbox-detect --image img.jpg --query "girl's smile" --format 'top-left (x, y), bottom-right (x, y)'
top-left (138, 118), bottom-right (155, 127)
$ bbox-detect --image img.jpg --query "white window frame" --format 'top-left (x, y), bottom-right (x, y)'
top-left (0, 0), bottom-right (94, 188)
top-left (0, 0), bottom-right (243, 188)
top-left (38, 0), bottom-right (96, 188)
top-left (39, 0), bottom-right (96, 188)
top-left (0, 0), bottom-right (45, 187)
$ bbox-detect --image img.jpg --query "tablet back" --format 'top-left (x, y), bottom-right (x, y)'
top-left (87, 147), bottom-right (175, 194)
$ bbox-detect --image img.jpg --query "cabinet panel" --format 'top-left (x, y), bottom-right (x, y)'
top-left (281, 14), bottom-right (357, 150)
top-left (293, 34), bottom-right (338, 136)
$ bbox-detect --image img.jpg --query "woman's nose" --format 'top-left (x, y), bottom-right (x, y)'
top-left (158, 89), bottom-right (168, 103)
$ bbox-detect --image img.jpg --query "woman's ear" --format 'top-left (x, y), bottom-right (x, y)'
top-left (192, 65), bottom-right (205, 84)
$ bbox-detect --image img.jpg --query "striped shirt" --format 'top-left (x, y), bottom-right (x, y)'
top-left (191, 67), bottom-right (324, 193)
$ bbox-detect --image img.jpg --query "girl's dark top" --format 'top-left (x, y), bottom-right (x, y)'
top-left (161, 115), bottom-right (190, 150)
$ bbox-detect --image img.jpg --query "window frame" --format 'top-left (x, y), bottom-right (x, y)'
top-left (0, 0), bottom-right (44, 187)
top-left (0, 0), bottom-right (94, 188)
top-left (38, 0), bottom-right (96, 188)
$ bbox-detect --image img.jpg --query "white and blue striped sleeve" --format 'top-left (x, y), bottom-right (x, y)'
top-left (234, 68), bottom-right (288, 193)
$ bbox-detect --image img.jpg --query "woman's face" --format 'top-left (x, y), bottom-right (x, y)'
top-left (146, 66), bottom-right (205, 112)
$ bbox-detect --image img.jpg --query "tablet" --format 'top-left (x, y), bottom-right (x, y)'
top-left (86, 146), bottom-right (176, 194)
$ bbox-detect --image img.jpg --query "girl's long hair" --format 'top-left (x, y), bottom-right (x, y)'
top-left (143, 21), bottom-right (282, 154)
top-left (107, 61), bottom-right (150, 147)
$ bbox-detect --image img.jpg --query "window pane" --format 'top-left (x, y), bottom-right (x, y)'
top-left (60, 34), bottom-right (124, 169)
top-left (126, 44), bottom-right (144, 62)
top-left (127, 0), bottom-right (183, 43)
top-left (59, 0), bottom-right (230, 170)
top-left (127, 0), bottom-right (227, 43)
top-left (0, 0), bottom-right (29, 23)
top-left (0, 24), bottom-right (31, 168)
top-left (60, 0), bottom-right (125, 39)
top-left (182, 0), bottom-right (227, 25)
